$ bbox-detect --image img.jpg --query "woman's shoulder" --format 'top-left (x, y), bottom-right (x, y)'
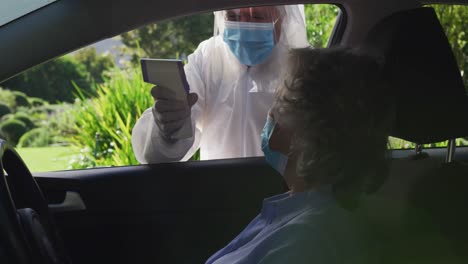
top-left (281, 203), bottom-right (354, 237)
top-left (261, 205), bottom-right (380, 264)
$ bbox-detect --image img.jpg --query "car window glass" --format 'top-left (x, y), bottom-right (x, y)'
top-left (0, 0), bottom-right (58, 27)
top-left (0, 4), bottom-right (340, 172)
top-left (388, 4), bottom-right (467, 150)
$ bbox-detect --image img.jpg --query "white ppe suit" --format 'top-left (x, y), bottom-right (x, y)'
top-left (132, 5), bottom-right (309, 163)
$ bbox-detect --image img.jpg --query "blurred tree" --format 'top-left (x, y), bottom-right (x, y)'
top-left (1, 48), bottom-right (115, 103)
top-left (304, 5), bottom-right (340, 48)
top-left (121, 13), bottom-right (214, 64)
top-left (75, 47), bottom-right (115, 84)
top-left (432, 5), bottom-right (467, 88)
top-left (1, 56), bottom-right (90, 103)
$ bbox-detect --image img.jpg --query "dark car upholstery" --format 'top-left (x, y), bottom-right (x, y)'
top-left (360, 7), bottom-right (468, 263)
top-left (37, 158), bottom-right (285, 264)
top-left (362, 7), bottom-right (468, 143)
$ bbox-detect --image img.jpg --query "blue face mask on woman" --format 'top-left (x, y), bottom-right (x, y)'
top-left (261, 116), bottom-right (289, 176)
top-left (223, 21), bottom-right (275, 66)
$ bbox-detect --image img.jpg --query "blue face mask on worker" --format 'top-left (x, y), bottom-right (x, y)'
top-left (223, 21), bottom-right (276, 66)
top-left (261, 116), bottom-right (288, 176)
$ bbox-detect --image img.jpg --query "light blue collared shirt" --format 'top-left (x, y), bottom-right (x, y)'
top-left (206, 187), bottom-right (379, 264)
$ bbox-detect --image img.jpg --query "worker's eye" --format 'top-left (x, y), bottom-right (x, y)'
top-left (226, 13), bottom-right (239, 21)
top-left (251, 13), bottom-right (269, 22)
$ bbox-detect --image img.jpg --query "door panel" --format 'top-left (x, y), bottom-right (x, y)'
top-left (34, 157), bottom-right (285, 264)
top-left (34, 147), bottom-right (468, 263)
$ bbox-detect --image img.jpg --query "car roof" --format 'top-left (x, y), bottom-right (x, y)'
top-left (0, 0), bottom-right (466, 82)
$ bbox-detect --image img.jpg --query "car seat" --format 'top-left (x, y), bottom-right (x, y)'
top-left (359, 6), bottom-right (468, 264)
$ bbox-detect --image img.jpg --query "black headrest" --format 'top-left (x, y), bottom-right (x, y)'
top-left (362, 7), bottom-right (468, 144)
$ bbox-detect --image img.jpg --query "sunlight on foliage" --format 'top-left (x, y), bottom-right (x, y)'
top-left (305, 5), bottom-right (340, 48)
top-left (70, 68), bottom-right (153, 168)
top-left (388, 137), bottom-right (468, 150)
top-left (430, 5), bottom-right (468, 88)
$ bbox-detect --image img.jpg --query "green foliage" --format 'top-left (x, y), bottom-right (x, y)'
top-left (431, 5), bottom-right (468, 88)
top-left (190, 149), bottom-right (200, 161)
top-left (29, 97), bottom-right (47, 107)
top-left (18, 127), bottom-right (50, 148)
top-left (0, 119), bottom-right (27, 145)
top-left (388, 137), bottom-right (413, 149)
top-left (12, 91), bottom-right (30, 108)
top-left (0, 103), bottom-right (11, 118)
top-left (0, 88), bottom-right (16, 108)
top-left (388, 137), bottom-right (468, 150)
top-left (1, 48), bottom-right (115, 103)
top-left (14, 112), bottom-right (35, 129)
top-left (71, 68), bottom-right (153, 168)
top-left (121, 13), bottom-right (213, 63)
top-left (23, 103), bottom-right (75, 147)
top-left (304, 5), bottom-right (340, 48)
top-left (0, 94), bottom-right (74, 148)
top-left (74, 47), bottom-right (115, 84)
top-left (47, 104), bottom-right (76, 141)
top-left (0, 56), bottom-right (90, 102)
top-left (0, 113), bottom-right (13, 122)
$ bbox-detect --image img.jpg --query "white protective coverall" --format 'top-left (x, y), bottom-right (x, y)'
top-left (132, 5), bottom-right (309, 163)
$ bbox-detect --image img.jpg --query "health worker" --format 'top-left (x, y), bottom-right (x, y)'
top-left (132, 5), bottom-right (309, 163)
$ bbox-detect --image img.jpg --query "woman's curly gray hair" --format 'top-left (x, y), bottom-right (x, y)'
top-left (273, 47), bottom-right (394, 204)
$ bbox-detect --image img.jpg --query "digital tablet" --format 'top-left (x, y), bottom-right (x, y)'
top-left (140, 58), bottom-right (190, 100)
top-left (140, 58), bottom-right (193, 139)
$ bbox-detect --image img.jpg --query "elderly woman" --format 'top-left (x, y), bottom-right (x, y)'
top-left (205, 47), bottom-right (394, 264)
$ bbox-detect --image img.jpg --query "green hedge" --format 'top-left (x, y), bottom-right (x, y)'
top-left (29, 97), bottom-right (47, 107)
top-left (18, 127), bottom-right (50, 148)
top-left (12, 91), bottom-right (30, 108)
top-left (0, 113), bottom-right (13, 122)
top-left (0, 103), bottom-right (11, 118)
top-left (0, 119), bottom-right (27, 145)
top-left (0, 88), bottom-right (16, 108)
top-left (14, 112), bottom-right (35, 129)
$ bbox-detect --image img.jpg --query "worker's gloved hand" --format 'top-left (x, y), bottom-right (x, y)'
top-left (151, 86), bottom-right (198, 141)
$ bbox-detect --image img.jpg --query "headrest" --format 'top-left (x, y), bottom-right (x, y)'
top-left (362, 7), bottom-right (468, 144)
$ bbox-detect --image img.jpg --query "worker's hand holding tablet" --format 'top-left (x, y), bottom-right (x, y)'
top-left (141, 58), bottom-right (197, 140)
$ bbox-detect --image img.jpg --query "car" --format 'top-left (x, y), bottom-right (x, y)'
top-left (0, 0), bottom-right (467, 263)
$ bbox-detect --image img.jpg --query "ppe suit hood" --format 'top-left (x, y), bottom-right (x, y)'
top-left (214, 5), bottom-right (310, 50)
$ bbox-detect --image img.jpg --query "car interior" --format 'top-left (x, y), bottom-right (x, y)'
top-left (0, 0), bottom-right (467, 263)
top-left (358, 6), bottom-right (468, 263)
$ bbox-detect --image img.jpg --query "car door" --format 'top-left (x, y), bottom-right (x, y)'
top-left (35, 158), bottom-right (284, 263)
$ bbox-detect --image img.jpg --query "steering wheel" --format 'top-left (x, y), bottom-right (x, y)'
top-left (0, 139), bottom-right (69, 264)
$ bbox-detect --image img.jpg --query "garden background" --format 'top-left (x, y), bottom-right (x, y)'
top-left (0, 5), bottom-right (466, 172)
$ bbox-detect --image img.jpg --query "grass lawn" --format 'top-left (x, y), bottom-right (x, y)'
top-left (16, 146), bottom-right (80, 172)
